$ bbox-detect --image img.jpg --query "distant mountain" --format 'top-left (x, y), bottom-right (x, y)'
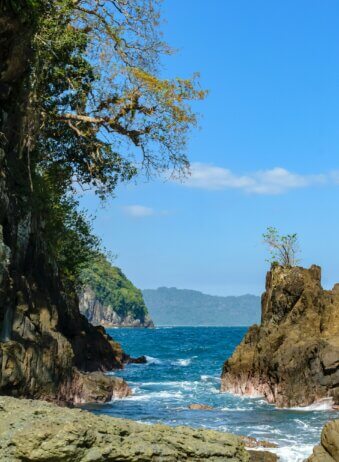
top-left (142, 287), bottom-right (261, 326)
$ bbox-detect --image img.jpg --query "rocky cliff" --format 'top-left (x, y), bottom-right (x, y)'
top-left (79, 253), bottom-right (154, 328)
top-left (0, 396), bottom-right (278, 462)
top-left (0, 5), bottom-right (130, 404)
top-left (221, 264), bottom-right (339, 408)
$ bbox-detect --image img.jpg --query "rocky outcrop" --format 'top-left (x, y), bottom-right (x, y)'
top-left (307, 419), bottom-right (339, 462)
top-left (0, 6), bottom-right (130, 404)
top-left (0, 396), bottom-right (251, 462)
top-left (221, 264), bottom-right (339, 408)
top-left (80, 285), bottom-right (154, 328)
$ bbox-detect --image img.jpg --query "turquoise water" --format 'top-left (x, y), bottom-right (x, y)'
top-left (87, 327), bottom-right (336, 461)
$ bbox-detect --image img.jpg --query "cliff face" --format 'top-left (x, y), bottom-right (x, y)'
top-left (79, 254), bottom-right (154, 328)
top-left (221, 265), bottom-right (339, 408)
top-left (0, 8), bottom-right (130, 404)
top-left (80, 285), bottom-right (154, 327)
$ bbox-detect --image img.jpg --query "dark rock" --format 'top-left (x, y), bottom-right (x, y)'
top-left (0, 10), bottom-right (130, 404)
top-left (221, 265), bottom-right (339, 407)
top-left (127, 355), bottom-right (148, 364)
top-left (248, 450), bottom-right (278, 462)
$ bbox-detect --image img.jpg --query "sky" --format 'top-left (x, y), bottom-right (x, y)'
top-left (80, 0), bottom-right (339, 296)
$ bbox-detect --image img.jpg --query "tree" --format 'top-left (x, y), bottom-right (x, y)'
top-left (263, 227), bottom-right (300, 267)
top-left (23, 0), bottom-right (206, 286)
top-left (31, 0), bottom-right (206, 199)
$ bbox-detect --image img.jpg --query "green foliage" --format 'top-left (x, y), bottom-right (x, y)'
top-left (32, 165), bottom-right (100, 289)
top-left (81, 253), bottom-right (148, 320)
top-left (32, 0), bottom-right (206, 199)
top-left (263, 227), bottom-right (300, 267)
top-left (7, 0), bottom-right (205, 295)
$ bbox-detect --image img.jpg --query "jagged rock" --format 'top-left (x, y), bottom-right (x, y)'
top-left (307, 419), bottom-right (339, 461)
top-left (0, 396), bottom-right (250, 462)
top-left (221, 265), bottom-right (339, 407)
top-left (58, 370), bottom-right (131, 404)
top-left (240, 436), bottom-right (277, 449)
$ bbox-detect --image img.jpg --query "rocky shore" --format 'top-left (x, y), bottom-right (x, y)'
top-left (0, 396), bottom-right (280, 462)
top-left (221, 264), bottom-right (339, 408)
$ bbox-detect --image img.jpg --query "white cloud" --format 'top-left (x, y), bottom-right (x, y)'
top-left (123, 205), bottom-right (155, 218)
top-left (182, 163), bottom-right (327, 195)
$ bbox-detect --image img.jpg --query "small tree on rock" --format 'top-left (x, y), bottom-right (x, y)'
top-left (263, 227), bottom-right (300, 267)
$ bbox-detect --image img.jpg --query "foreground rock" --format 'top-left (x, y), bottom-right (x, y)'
top-left (221, 265), bottom-right (339, 407)
top-left (0, 396), bottom-right (251, 461)
top-left (307, 419), bottom-right (339, 462)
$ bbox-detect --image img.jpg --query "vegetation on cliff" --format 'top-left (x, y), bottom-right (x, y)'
top-left (0, 0), bottom-right (204, 401)
top-left (80, 253), bottom-right (153, 327)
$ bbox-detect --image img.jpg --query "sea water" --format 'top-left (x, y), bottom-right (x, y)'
top-left (87, 327), bottom-right (336, 462)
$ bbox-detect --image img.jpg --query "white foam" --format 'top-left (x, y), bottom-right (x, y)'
top-left (173, 358), bottom-right (191, 367)
top-left (289, 398), bottom-right (334, 411)
top-left (271, 444), bottom-right (314, 462)
top-left (124, 390), bottom-right (184, 402)
top-left (200, 375), bottom-right (221, 383)
top-left (144, 355), bottom-right (163, 365)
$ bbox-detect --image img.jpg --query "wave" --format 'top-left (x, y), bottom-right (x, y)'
top-left (270, 444), bottom-right (314, 462)
top-left (289, 398), bottom-right (334, 411)
top-left (144, 355), bottom-right (163, 365)
top-left (124, 389), bottom-right (184, 402)
top-left (172, 358), bottom-right (191, 367)
top-left (200, 375), bottom-right (221, 383)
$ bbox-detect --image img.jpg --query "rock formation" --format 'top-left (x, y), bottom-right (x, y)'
top-left (307, 419), bottom-right (339, 462)
top-left (221, 264), bottom-right (339, 408)
top-left (0, 396), bottom-right (253, 462)
top-left (0, 5), bottom-right (130, 404)
top-left (80, 285), bottom-right (154, 328)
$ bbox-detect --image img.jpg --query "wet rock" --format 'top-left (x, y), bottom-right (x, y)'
top-left (240, 435), bottom-right (278, 449)
top-left (248, 450), bottom-right (278, 462)
top-left (221, 265), bottom-right (339, 407)
top-left (0, 396), bottom-right (250, 462)
top-left (127, 355), bottom-right (148, 364)
top-left (188, 403), bottom-right (214, 410)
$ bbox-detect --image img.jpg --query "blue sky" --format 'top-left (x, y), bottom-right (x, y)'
top-left (81, 0), bottom-right (339, 295)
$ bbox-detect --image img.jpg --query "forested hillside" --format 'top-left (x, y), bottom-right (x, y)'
top-left (79, 254), bottom-right (153, 327)
top-left (143, 288), bottom-right (260, 326)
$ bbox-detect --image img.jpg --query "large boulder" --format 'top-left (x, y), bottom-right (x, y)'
top-left (221, 265), bottom-right (339, 407)
top-left (0, 396), bottom-right (250, 462)
top-left (307, 419), bottom-right (339, 462)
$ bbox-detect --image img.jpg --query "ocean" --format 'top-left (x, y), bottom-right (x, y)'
top-left (86, 326), bottom-right (336, 462)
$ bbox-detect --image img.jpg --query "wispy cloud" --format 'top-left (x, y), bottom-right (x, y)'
top-left (123, 205), bottom-right (155, 218)
top-left (182, 163), bottom-right (327, 195)
top-left (122, 205), bottom-right (170, 218)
